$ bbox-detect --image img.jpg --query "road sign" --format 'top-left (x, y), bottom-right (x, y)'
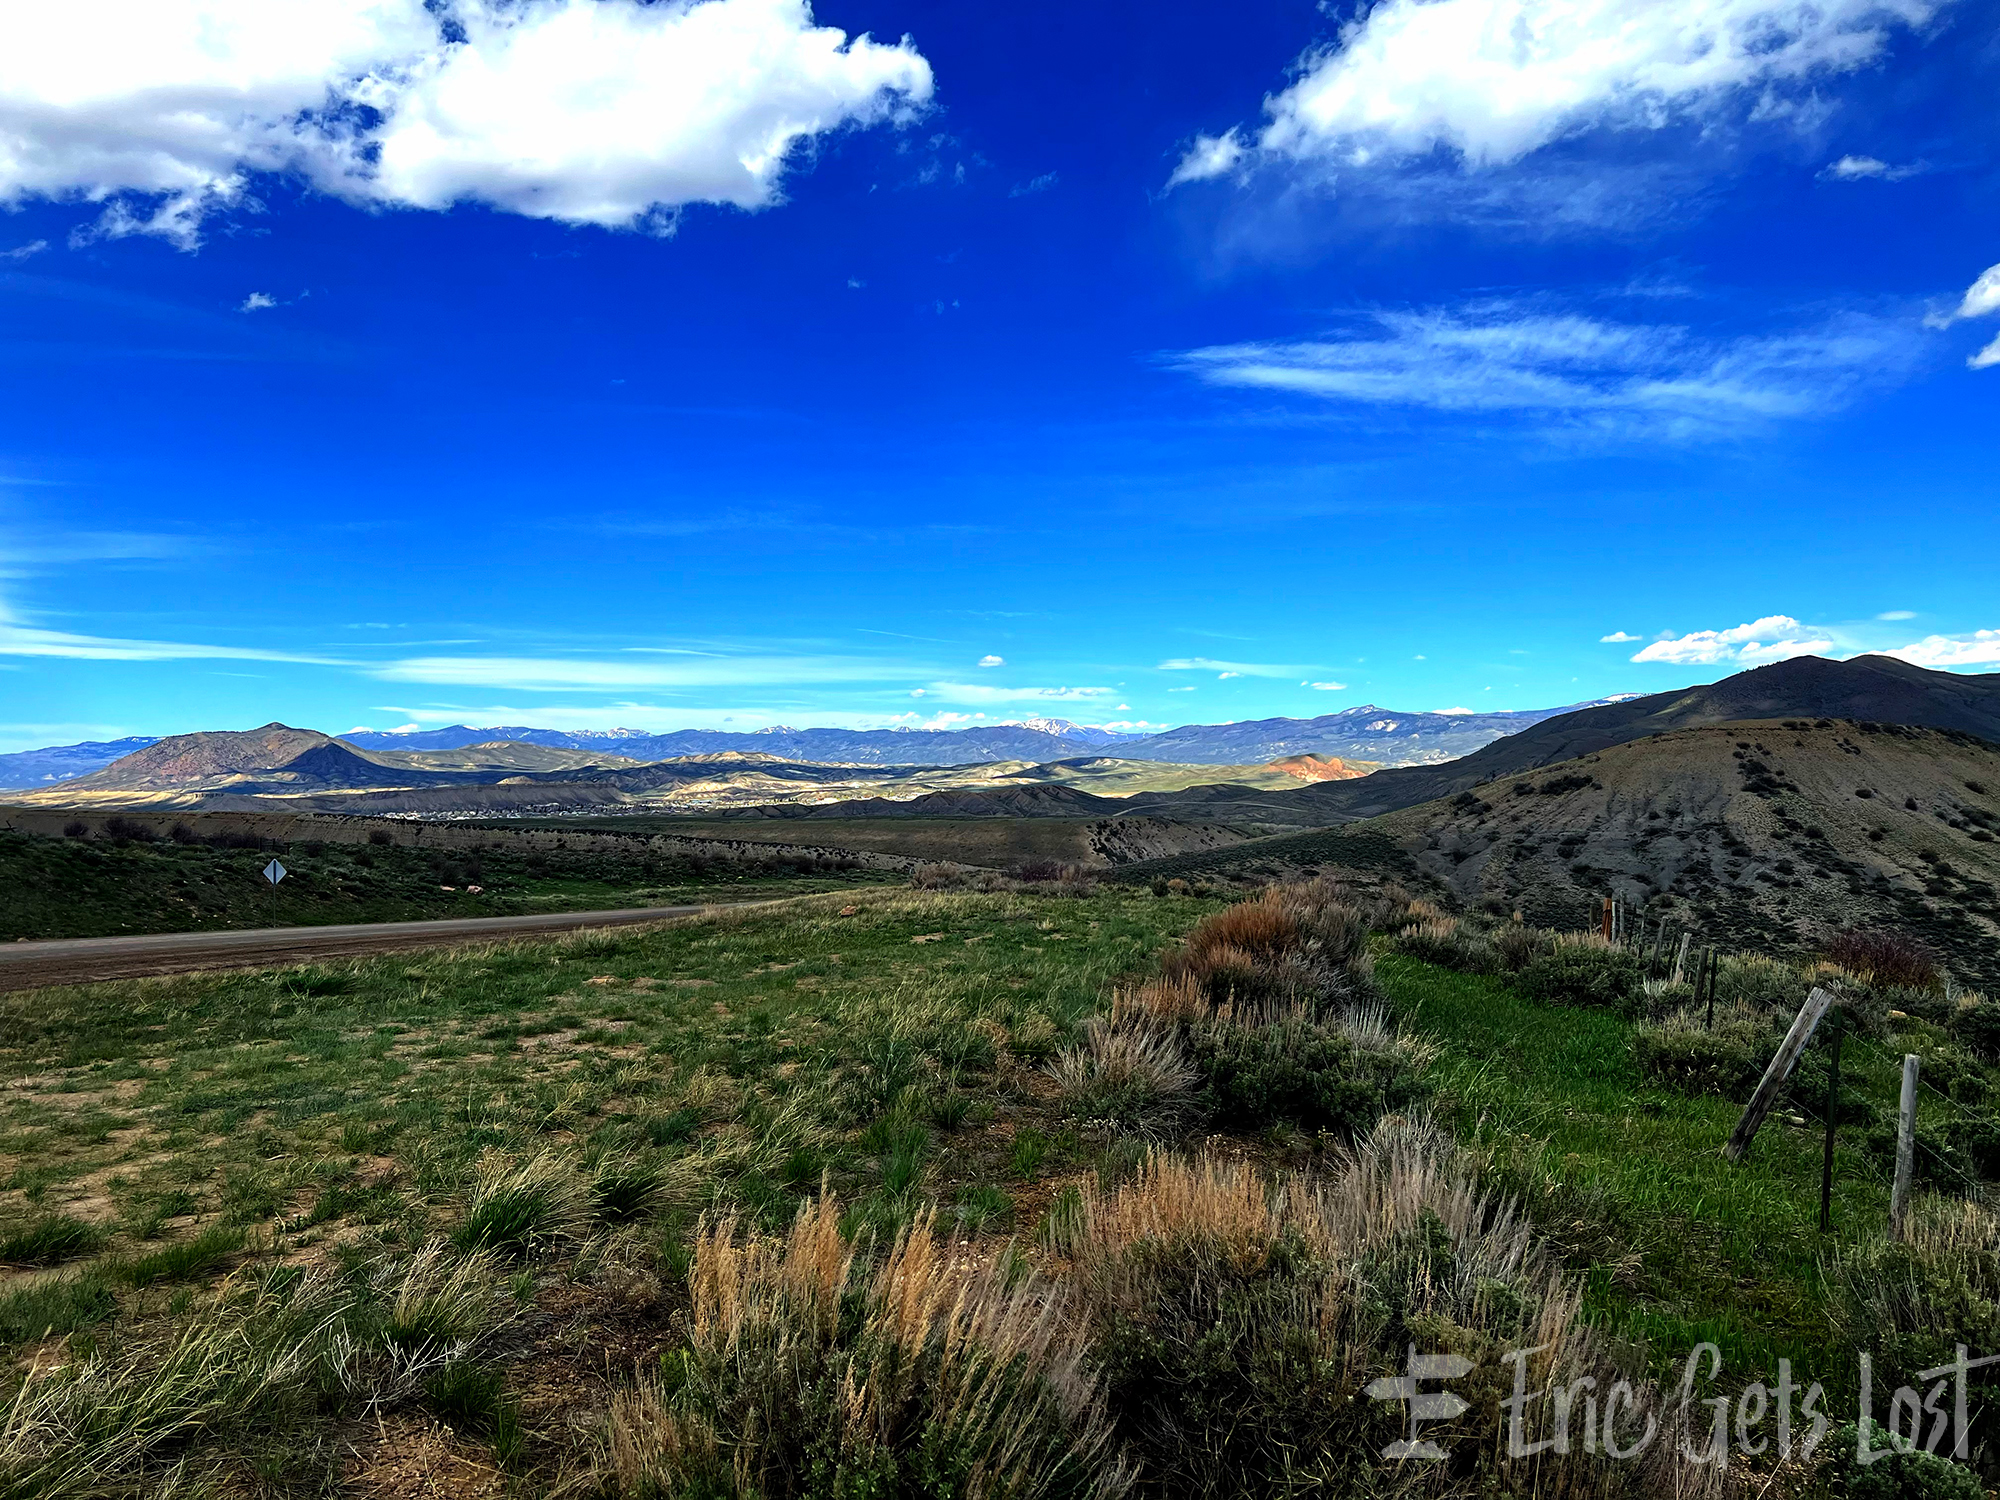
top-left (262, 860), bottom-right (288, 886)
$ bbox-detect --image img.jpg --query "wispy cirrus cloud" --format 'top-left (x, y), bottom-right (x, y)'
top-left (371, 651), bottom-right (915, 692)
top-left (1171, 300), bottom-right (1920, 438)
top-left (920, 682), bottom-right (1118, 705)
top-left (1157, 656), bottom-right (1312, 678)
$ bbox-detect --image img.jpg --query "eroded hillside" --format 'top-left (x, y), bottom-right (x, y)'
top-left (1371, 717), bottom-right (2000, 984)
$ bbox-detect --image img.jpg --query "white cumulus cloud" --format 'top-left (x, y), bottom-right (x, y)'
top-left (977, 654), bottom-right (1004, 667)
top-left (1174, 0), bottom-right (1937, 190)
top-left (1939, 263), bottom-right (2000, 369)
top-left (1308, 681), bottom-right (1347, 690)
top-left (0, 0), bottom-right (933, 246)
top-left (1600, 631), bottom-right (1640, 642)
top-left (1822, 153), bottom-right (1924, 181)
top-left (1629, 615), bottom-right (1832, 665)
top-left (1884, 630), bottom-right (2000, 669)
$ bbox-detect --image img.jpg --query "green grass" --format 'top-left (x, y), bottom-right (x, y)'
top-left (1377, 951), bottom-right (1891, 1382)
top-left (0, 825), bottom-right (897, 941)
top-left (0, 1213), bottom-right (104, 1266)
top-left (0, 886), bottom-right (1211, 1307)
top-left (0, 1273), bottom-right (116, 1343)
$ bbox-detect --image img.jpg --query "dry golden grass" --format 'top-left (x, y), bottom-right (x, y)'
top-left (612, 1190), bottom-right (1130, 1500)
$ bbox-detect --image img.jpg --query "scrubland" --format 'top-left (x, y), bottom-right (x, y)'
top-left (2, 877), bottom-right (1997, 1498)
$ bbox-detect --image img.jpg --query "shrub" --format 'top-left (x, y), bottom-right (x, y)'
top-left (1824, 928), bottom-right (1943, 991)
top-left (1716, 953), bottom-right (1812, 1016)
top-left (1819, 1422), bottom-right (1984, 1500)
top-left (1517, 941), bottom-right (1642, 1013)
top-left (1827, 1197), bottom-right (2000, 1437)
top-left (1163, 885), bottom-right (1376, 1012)
top-left (1634, 1021), bottom-right (1761, 1100)
top-left (607, 1196), bottom-right (1126, 1500)
top-left (1051, 1021), bottom-right (1199, 1130)
top-left (1068, 1124), bottom-right (1703, 1500)
top-left (1953, 1003), bottom-right (2000, 1063)
top-left (1492, 924), bottom-right (1555, 973)
top-left (1188, 1010), bottom-right (1427, 1135)
top-left (1394, 917), bottom-right (1498, 974)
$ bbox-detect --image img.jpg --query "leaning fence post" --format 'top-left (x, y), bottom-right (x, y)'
top-left (1891, 1055), bottom-right (1920, 1240)
top-left (1672, 932), bottom-right (1692, 987)
top-left (1726, 987), bottom-right (1837, 1162)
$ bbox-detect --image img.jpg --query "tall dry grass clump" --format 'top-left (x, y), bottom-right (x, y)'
top-left (0, 1247), bottom-right (517, 1497)
top-left (1062, 1119), bottom-right (1711, 1499)
top-left (608, 1192), bottom-right (1131, 1500)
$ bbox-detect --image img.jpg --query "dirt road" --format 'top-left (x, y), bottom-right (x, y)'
top-left (0, 906), bottom-right (719, 992)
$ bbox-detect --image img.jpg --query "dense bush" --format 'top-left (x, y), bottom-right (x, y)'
top-left (1516, 942), bottom-right (1642, 1013)
top-left (1188, 1011), bottom-right (1427, 1135)
top-left (1954, 1002), bottom-right (2000, 1063)
top-left (1067, 1124), bottom-right (1705, 1500)
top-left (1825, 928), bottom-right (1943, 991)
top-left (1393, 918), bottom-right (1498, 974)
top-left (1827, 1198), bottom-right (2000, 1472)
top-left (1818, 1424), bottom-right (1984, 1500)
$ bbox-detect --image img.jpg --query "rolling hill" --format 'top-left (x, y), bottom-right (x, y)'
top-left (1368, 717), bottom-right (2000, 987)
top-left (1107, 655), bottom-right (2000, 827)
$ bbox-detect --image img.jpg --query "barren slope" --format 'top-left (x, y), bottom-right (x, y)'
top-left (1369, 718), bottom-right (2000, 985)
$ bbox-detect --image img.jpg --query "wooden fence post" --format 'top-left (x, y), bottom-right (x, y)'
top-left (1820, 1014), bottom-right (1843, 1232)
top-left (1672, 932), bottom-right (1692, 987)
top-left (1891, 1055), bottom-right (1920, 1240)
top-left (1726, 987), bottom-right (1837, 1162)
top-left (1601, 897), bottom-right (1613, 940)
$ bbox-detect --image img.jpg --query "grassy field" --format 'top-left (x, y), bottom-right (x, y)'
top-left (0, 880), bottom-right (1991, 1496)
top-left (1385, 955), bottom-right (1888, 1376)
top-left (0, 827), bottom-right (896, 941)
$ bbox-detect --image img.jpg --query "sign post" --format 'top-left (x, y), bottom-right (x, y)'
top-left (262, 858), bottom-right (287, 927)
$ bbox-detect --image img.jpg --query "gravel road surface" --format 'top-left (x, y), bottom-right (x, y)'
top-left (0, 906), bottom-right (722, 992)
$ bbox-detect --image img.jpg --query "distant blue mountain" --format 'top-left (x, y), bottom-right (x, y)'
top-left (341, 722), bottom-right (1113, 765)
top-left (0, 701), bottom-right (1634, 791)
top-left (0, 737), bottom-right (162, 791)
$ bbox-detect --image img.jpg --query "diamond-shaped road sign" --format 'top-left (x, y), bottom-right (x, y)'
top-left (262, 859), bottom-right (288, 886)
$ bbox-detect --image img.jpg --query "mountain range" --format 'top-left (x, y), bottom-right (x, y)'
top-left (0, 701), bottom-right (1616, 791)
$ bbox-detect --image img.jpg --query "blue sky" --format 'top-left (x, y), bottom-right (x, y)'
top-left (0, 0), bottom-right (1995, 752)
